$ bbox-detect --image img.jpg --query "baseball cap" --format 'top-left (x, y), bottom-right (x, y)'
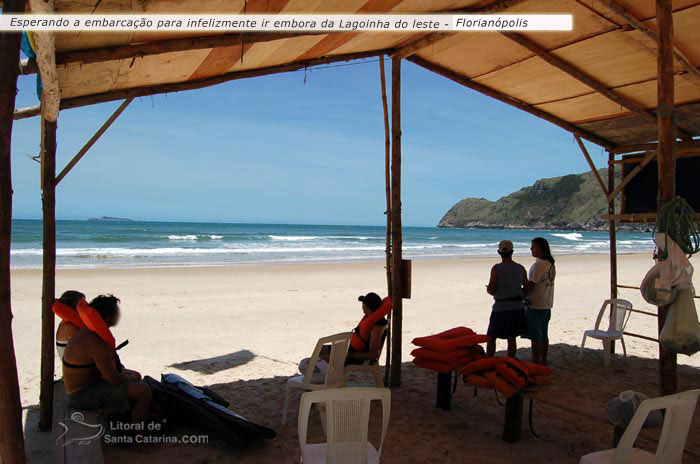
top-left (358, 292), bottom-right (382, 311)
top-left (498, 240), bottom-right (514, 253)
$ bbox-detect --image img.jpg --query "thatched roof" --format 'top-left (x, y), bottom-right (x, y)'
top-left (18, 0), bottom-right (700, 148)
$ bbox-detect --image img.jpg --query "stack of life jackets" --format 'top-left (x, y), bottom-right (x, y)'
top-left (411, 327), bottom-right (488, 374)
top-left (460, 357), bottom-right (552, 398)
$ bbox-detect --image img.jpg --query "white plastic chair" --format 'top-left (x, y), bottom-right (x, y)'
top-left (580, 389), bottom-right (700, 464)
top-left (344, 326), bottom-right (388, 388)
top-left (579, 299), bottom-right (633, 367)
top-left (281, 332), bottom-right (352, 426)
top-left (298, 387), bottom-right (391, 464)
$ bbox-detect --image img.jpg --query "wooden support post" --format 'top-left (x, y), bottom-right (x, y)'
top-left (0, 1), bottom-right (28, 461)
top-left (39, 117), bottom-right (57, 430)
top-left (436, 372), bottom-right (452, 410)
top-left (503, 394), bottom-right (524, 443)
top-left (389, 57), bottom-right (403, 387)
top-left (607, 152), bottom-right (618, 301)
top-left (56, 98), bottom-right (133, 185)
top-left (379, 57), bottom-right (393, 384)
top-left (575, 136), bottom-right (608, 196)
top-left (608, 151), bottom-right (618, 355)
top-left (656, 0), bottom-right (677, 396)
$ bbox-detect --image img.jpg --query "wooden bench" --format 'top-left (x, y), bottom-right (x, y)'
top-left (434, 371), bottom-right (540, 443)
top-left (51, 381), bottom-right (104, 464)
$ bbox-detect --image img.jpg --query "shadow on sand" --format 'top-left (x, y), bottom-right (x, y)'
top-left (169, 349), bottom-right (256, 374)
top-left (96, 343), bottom-right (700, 463)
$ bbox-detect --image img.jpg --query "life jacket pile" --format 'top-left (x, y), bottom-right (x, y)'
top-left (460, 357), bottom-right (553, 398)
top-left (411, 327), bottom-right (488, 374)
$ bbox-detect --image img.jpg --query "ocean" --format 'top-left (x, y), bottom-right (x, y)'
top-left (9, 220), bottom-right (655, 269)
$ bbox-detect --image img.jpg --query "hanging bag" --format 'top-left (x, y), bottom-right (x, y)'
top-left (659, 286), bottom-right (700, 356)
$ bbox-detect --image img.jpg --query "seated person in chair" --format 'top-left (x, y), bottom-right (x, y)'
top-left (62, 295), bottom-right (151, 424)
top-left (346, 292), bottom-right (389, 365)
top-left (300, 292), bottom-right (389, 379)
top-left (55, 290), bottom-right (86, 358)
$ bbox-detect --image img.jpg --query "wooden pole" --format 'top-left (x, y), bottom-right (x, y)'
top-left (656, 0), bottom-right (677, 396)
top-left (39, 117), bottom-right (57, 430)
top-left (379, 56), bottom-right (393, 383)
top-left (607, 151), bottom-right (618, 355)
top-left (0, 1), bottom-right (28, 461)
top-left (380, 57), bottom-right (392, 298)
top-left (56, 98), bottom-right (133, 185)
top-left (575, 136), bottom-right (609, 196)
top-left (389, 57), bottom-right (403, 387)
top-left (607, 152), bottom-right (618, 302)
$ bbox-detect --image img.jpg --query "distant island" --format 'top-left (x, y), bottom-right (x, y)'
top-left (87, 216), bottom-right (134, 222)
top-left (438, 169), bottom-right (648, 232)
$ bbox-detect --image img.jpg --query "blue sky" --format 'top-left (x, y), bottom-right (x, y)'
top-left (10, 57), bottom-right (607, 227)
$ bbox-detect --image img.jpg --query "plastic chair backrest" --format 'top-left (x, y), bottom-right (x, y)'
top-left (302, 332), bottom-right (352, 389)
top-left (298, 387), bottom-right (391, 464)
top-left (358, 325), bottom-right (389, 368)
top-left (594, 299), bottom-right (632, 333)
top-left (613, 389), bottom-right (700, 464)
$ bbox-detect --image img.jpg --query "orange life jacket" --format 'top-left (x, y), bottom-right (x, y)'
top-left (52, 300), bottom-right (86, 329)
top-left (350, 297), bottom-right (392, 353)
top-left (76, 299), bottom-right (116, 352)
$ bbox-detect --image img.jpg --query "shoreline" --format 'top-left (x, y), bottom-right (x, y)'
top-left (9, 250), bottom-right (653, 271)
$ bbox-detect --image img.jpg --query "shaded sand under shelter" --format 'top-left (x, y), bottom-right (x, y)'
top-left (1, 0), bottom-right (700, 461)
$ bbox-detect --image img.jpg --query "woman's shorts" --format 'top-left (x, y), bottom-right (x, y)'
top-left (67, 380), bottom-right (131, 413)
top-left (525, 308), bottom-right (551, 341)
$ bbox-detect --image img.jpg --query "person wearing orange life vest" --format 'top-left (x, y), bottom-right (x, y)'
top-left (347, 292), bottom-right (389, 364)
top-left (300, 292), bottom-right (389, 380)
top-left (63, 295), bottom-right (151, 425)
top-left (54, 290), bottom-right (86, 358)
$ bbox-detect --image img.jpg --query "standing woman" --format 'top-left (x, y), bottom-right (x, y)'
top-left (486, 240), bottom-right (530, 358)
top-left (526, 237), bottom-right (556, 365)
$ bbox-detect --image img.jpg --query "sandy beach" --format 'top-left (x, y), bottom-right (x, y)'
top-left (12, 253), bottom-right (700, 463)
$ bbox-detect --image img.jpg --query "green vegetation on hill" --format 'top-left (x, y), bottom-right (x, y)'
top-left (438, 169), bottom-right (641, 231)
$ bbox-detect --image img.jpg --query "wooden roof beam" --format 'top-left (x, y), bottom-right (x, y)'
top-left (14, 49), bottom-right (390, 119)
top-left (28, 0), bottom-right (59, 122)
top-left (594, 0), bottom-right (700, 87)
top-left (502, 31), bottom-right (694, 139)
top-left (610, 138), bottom-right (700, 154)
top-left (407, 55), bottom-right (616, 150)
top-left (501, 31), bottom-right (694, 141)
top-left (19, 32), bottom-right (326, 76)
top-left (391, 0), bottom-right (529, 60)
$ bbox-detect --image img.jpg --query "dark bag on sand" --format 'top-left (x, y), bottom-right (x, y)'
top-left (144, 374), bottom-right (275, 448)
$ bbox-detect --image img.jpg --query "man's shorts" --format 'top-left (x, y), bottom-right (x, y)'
top-left (525, 308), bottom-right (551, 341)
top-left (67, 381), bottom-right (130, 413)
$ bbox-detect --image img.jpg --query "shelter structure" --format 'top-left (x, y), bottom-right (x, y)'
top-left (1, 0), bottom-right (699, 461)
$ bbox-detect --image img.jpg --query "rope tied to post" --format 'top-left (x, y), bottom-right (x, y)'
top-left (654, 196), bottom-right (700, 260)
